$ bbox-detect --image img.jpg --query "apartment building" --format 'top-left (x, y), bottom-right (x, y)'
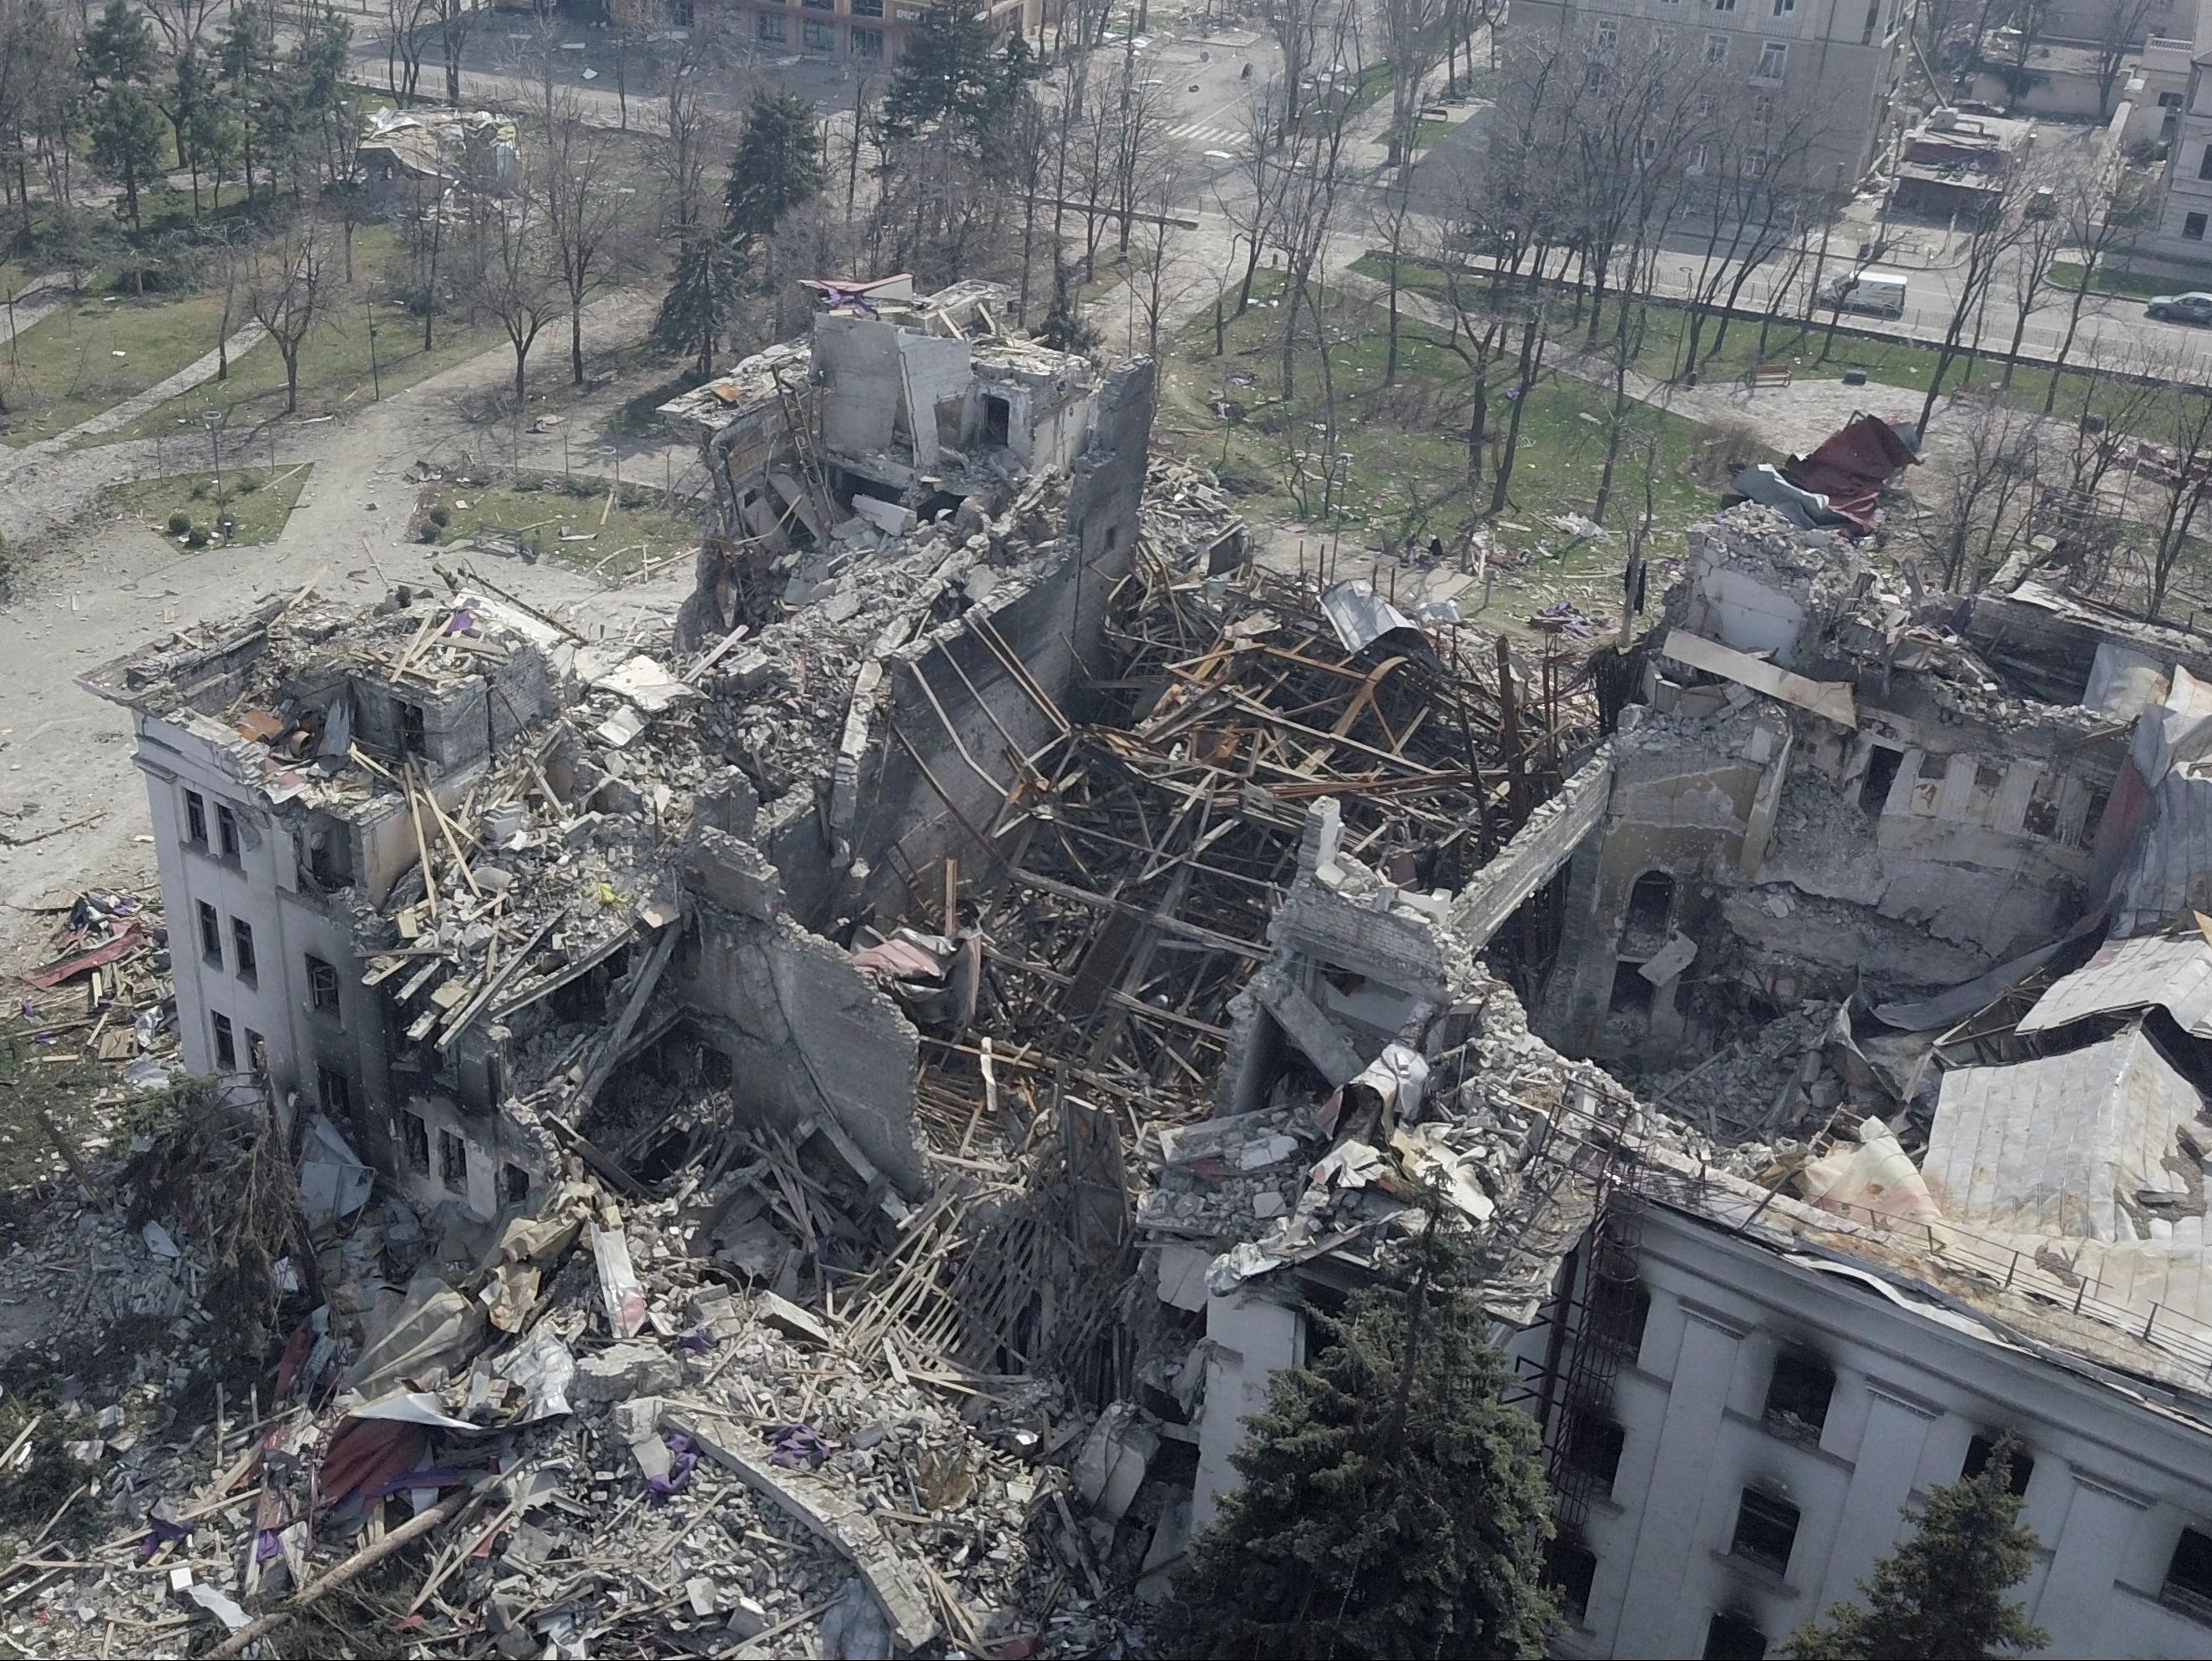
top-left (626, 0), bottom-right (1044, 64)
top-left (1503, 0), bottom-right (1919, 184)
top-left (2146, 5), bottom-right (2212, 262)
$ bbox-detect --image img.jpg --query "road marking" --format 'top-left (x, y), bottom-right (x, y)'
top-left (1170, 122), bottom-right (1245, 145)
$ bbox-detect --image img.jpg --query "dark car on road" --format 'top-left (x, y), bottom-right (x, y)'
top-left (2148, 292), bottom-right (2212, 324)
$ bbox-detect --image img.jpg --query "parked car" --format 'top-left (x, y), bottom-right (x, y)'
top-left (2148, 292), bottom-right (2212, 324)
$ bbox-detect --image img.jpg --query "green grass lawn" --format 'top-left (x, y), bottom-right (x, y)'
top-left (1163, 276), bottom-right (1750, 615)
top-left (0, 286), bottom-right (235, 446)
top-left (2047, 260), bottom-right (2174, 303)
top-left (1409, 118), bottom-right (1455, 150)
top-left (418, 473), bottom-right (699, 573)
top-left (1352, 250), bottom-right (2212, 442)
top-left (110, 463), bottom-right (314, 548)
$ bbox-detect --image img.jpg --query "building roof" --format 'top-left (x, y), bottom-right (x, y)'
top-left (2018, 930), bottom-right (2212, 1038)
top-left (1923, 1022), bottom-right (2203, 1240)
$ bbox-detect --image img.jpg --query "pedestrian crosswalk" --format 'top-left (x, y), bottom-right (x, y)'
top-left (1169, 121), bottom-right (1246, 148)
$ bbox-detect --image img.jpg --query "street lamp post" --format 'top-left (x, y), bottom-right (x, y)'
top-left (367, 298), bottom-right (382, 401)
top-left (202, 406), bottom-right (225, 521)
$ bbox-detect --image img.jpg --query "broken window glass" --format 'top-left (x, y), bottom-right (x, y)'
top-left (1729, 1488), bottom-right (1799, 1576)
top-left (1703, 1611), bottom-right (1769, 1660)
top-left (438, 1128), bottom-right (468, 1194)
top-left (2166, 1527), bottom-right (2212, 1618)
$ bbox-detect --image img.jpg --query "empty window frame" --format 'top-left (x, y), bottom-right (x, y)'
top-left (307, 954), bottom-right (341, 1016)
top-left (1763, 1348), bottom-right (1835, 1441)
top-left (2188, 211), bottom-right (2209, 241)
top-left (231, 917), bottom-right (257, 985)
top-left (198, 902), bottom-right (223, 965)
top-left (2199, 144), bottom-right (2212, 182)
top-left (1545, 1536), bottom-right (1599, 1623)
top-left (185, 789), bottom-right (209, 848)
top-left (216, 803), bottom-right (240, 859)
top-left (316, 1064), bottom-right (352, 1120)
top-left (1562, 1409), bottom-right (1627, 1492)
top-left (212, 1011), bottom-right (237, 1072)
top-left (1771, 0), bottom-right (1794, 14)
top-left (1704, 32), bottom-right (1729, 62)
top-left (501, 1162), bottom-right (532, 1206)
top-left (438, 1128), bottom-right (468, 1194)
top-left (1962, 1434), bottom-right (2034, 1496)
top-left (1704, 1610), bottom-right (1769, 1660)
top-left (245, 1028), bottom-right (266, 1075)
top-left (394, 697), bottom-right (428, 757)
top-left (1595, 17), bottom-right (1620, 48)
top-left (1858, 743), bottom-right (1904, 814)
top-left (1625, 870), bottom-right (1675, 936)
top-left (2166, 1527), bottom-right (2212, 1618)
top-left (402, 1111), bottom-right (432, 1174)
top-left (1730, 1487), bottom-right (1800, 1576)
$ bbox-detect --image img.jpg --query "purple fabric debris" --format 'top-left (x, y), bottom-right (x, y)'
top-left (444, 607), bottom-right (476, 636)
top-left (256, 1528), bottom-right (284, 1564)
top-left (766, 1423), bottom-right (831, 1471)
top-left (676, 1325), bottom-right (716, 1355)
top-left (138, 1513), bottom-right (192, 1561)
top-left (645, 1431), bottom-right (699, 1505)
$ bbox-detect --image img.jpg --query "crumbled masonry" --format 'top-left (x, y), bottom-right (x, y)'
top-left (20, 291), bottom-right (2212, 1657)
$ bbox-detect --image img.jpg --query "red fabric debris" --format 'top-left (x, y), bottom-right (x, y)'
top-left (318, 1416), bottom-right (430, 1511)
top-left (1781, 413), bottom-right (1919, 534)
top-left (23, 925), bottom-right (145, 989)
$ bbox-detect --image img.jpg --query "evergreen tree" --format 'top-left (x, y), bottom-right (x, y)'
top-left (218, 2), bottom-right (278, 205)
top-left (89, 87), bottom-right (166, 231)
top-left (1781, 1438), bottom-right (2049, 1660)
top-left (882, 8), bottom-right (1038, 154)
top-left (83, 0), bottom-right (165, 232)
top-left (1035, 278), bottom-right (1101, 356)
top-left (652, 226), bottom-right (748, 382)
top-left (1171, 1213), bottom-right (1560, 1660)
top-left (723, 89), bottom-right (824, 247)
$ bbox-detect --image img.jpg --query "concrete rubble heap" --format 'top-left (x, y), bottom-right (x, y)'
top-left (33, 270), bottom-right (2212, 1658)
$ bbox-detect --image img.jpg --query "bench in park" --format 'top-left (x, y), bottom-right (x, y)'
top-left (1748, 362), bottom-right (1793, 391)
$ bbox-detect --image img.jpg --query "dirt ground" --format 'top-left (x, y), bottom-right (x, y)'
top-left (0, 290), bottom-right (702, 974)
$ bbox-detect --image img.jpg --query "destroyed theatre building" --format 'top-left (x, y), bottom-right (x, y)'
top-left (66, 284), bottom-right (2212, 1661)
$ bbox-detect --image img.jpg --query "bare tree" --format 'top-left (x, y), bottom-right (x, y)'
top-left (540, 103), bottom-right (639, 386)
top-left (2091, 0), bottom-right (2162, 118)
top-left (474, 196), bottom-right (557, 409)
top-left (383, 0), bottom-right (434, 104)
top-left (1903, 397), bottom-right (2040, 589)
top-left (2046, 165), bottom-right (2147, 410)
top-left (2142, 369), bottom-right (2212, 617)
top-left (434, 0), bottom-right (483, 108)
top-left (1377, 0), bottom-right (1455, 167)
top-left (1998, 158), bottom-right (2073, 388)
top-left (246, 222), bottom-right (328, 415)
top-left (1249, 0), bottom-right (1328, 143)
top-left (1916, 175), bottom-right (2037, 433)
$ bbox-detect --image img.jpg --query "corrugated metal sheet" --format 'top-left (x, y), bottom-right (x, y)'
top-left (1923, 1024), bottom-right (2200, 1240)
top-left (2017, 932), bottom-right (2212, 1038)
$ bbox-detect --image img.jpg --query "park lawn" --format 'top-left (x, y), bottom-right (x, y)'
top-left (95, 225), bottom-right (512, 445)
top-left (0, 286), bottom-right (235, 446)
top-left (1351, 250), bottom-right (2194, 437)
top-left (2047, 260), bottom-right (2174, 303)
top-left (1159, 276), bottom-right (1744, 622)
top-left (420, 475), bottom-right (700, 574)
top-left (110, 463), bottom-right (314, 548)
top-left (1410, 118), bottom-right (1455, 150)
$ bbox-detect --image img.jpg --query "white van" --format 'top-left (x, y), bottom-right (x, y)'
top-left (1819, 270), bottom-right (1908, 319)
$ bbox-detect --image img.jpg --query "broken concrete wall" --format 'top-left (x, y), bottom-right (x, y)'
top-left (1538, 712), bottom-right (1767, 1061)
top-left (1063, 360), bottom-right (1157, 626)
top-left (1667, 510), bottom-right (1863, 672)
top-left (1450, 747), bottom-right (1613, 949)
top-left (676, 827), bottom-right (928, 1198)
top-left (816, 315), bottom-right (915, 459)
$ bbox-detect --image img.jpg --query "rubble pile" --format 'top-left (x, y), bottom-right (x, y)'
top-left (0, 1123), bottom-right (1132, 1661)
top-left (18, 887), bottom-right (178, 1090)
top-left (1632, 1000), bottom-right (1847, 1146)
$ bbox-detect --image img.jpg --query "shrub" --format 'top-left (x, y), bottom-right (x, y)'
top-left (428, 504), bottom-right (450, 528)
top-left (166, 510), bottom-right (191, 536)
top-left (233, 473), bottom-right (261, 495)
top-left (184, 523), bottom-right (210, 548)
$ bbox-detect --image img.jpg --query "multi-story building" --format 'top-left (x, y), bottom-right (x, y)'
top-left (1501, 0), bottom-right (1919, 185)
top-left (624, 0), bottom-right (1045, 66)
top-left (2146, 5), bottom-right (2212, 262)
